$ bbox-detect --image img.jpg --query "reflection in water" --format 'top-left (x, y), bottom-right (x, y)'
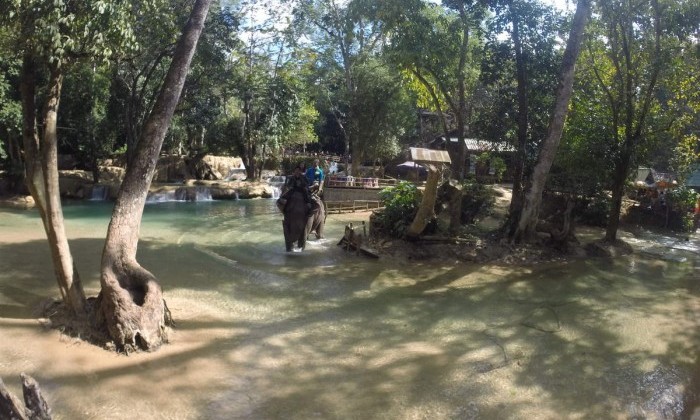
top-left (0, 200), bottom-right (699, 419)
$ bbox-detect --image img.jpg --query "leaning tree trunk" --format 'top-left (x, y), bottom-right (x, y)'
top-left (99, 0), bottom-right (211, 352)
top-left (406, 167), bottom-right (440, 239)
top-left (510, 0), bottom-right (590, 243)
top-left (20, 55), bottom-right (86, 316)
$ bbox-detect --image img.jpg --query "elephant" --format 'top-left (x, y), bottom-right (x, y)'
top-left (281, 189), bottom-right (309, 252)
top-left (306, 194), bottom-right (326, 240)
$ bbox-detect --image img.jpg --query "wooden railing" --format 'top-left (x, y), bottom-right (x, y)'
top-left (325, 200), bottom-right (382, 213)
top-left (325, 176), bottom-right (399, 189)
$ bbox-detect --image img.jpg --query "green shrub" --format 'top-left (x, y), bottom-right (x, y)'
top-left (460, 182), bottom-right (495, 224)
top-left (377, 181), bottom-right (421, 237)
top-left (667, 186), bottom-right (698, 232)
top-left (577, 192), bottom-right (609, 227)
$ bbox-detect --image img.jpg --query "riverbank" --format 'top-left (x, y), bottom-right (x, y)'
top-left (0, 179), bottom-right (278, 209)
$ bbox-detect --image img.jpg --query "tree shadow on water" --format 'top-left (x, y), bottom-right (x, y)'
top-left (2, 235), bottom-right (700, 419)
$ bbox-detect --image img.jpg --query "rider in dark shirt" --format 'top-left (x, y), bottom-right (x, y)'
top-left (284, 164), bottom-right (312, 205)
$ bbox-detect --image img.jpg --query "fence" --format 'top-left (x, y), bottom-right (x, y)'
top-left (325, 176), bottom-right (399, 189)
top-left (325, 200), bottom-right (383, 214)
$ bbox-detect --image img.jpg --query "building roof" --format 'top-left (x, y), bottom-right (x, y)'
top-left (635, 167), bottom-right (677, 188)
top-left (686, 166), bottom-right (700, 188)
top-left (410, 147), bottom-right (451, 164)
top-left (433, 137), bottom-right (516, 153)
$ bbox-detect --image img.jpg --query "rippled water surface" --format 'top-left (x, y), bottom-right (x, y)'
top-left (1, 199), bottom-right (699, 419)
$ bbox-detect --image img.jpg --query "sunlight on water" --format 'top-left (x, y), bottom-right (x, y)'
top-left (0, 200), bottom-right (699, 419)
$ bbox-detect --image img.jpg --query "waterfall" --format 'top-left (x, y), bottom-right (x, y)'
top-left (89, 185), bottom-right (109, 201)
top-left (268, 175), bottom-right (286, 200)
top-left (147, 190), bottom-right (178, 203)
top-left (271, 186), bottom-right (281, 199)
top-left (195, 186), bottom-right (213, 201)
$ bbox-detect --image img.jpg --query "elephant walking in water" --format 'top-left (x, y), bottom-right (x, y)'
top-left (306, 194), bottom-right (325, 240)
top-left (278, 164), bottom-right (326, 252)
top-left (281, 189), bottom-right (309, 252)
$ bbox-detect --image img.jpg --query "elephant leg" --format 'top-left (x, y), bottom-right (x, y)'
top-left (306, 213), bottom-right (315, 240)
top-left (282, 220), bottom-right (293, 251)
top-left (315, 214), bottom-right (325, 239)
top-left (297, 230), bottom-right (306, 250)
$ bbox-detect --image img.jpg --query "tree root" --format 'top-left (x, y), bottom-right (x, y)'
top-left (0, 374), bottom-right (52, 420)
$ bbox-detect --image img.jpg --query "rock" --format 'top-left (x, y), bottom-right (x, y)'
top-left (0, 195), bottom-right (35, 209)
top-left (202, 155), bottom-right (245, 180)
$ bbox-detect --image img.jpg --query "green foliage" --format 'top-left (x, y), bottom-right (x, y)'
top-left (350, 59), bottom-right (415, 163)
top-left (377, 181), bottom-right (421, 237)
top-left (667, 186), bottom-right (698, 232)
top-left (58, 63), bottom-right (113, 169)
top-left (576, 193), bottom-right (610, 227)
top-left (475, 152), bottom-right (506, 182)
top-left (668, 186), bottom-right (698, 213)
top-left (459, 181), bottom-right (495, 224)
top-left (0, 55), bottom-right (21, 164)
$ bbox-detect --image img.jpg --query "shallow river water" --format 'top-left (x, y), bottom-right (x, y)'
top-left (1, 199), bottom-right (699, 419)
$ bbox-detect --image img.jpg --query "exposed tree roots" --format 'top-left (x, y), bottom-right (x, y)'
top-left (38, 293), bottom-right (173, 354)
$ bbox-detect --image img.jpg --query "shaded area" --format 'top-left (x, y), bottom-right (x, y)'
top-left (0, 201), bottom-right (699, 419)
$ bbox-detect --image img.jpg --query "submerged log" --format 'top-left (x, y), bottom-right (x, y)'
top-left (337, 238), bottom-right (380, 259)
top-left (0, 374), bottom-right (52, 420)
top-left (337, 223), bottom-right (379, 258)
top-left (21, 373), bottom-right (52, 420)
top-left (0, 377), bottom-right (27, 420)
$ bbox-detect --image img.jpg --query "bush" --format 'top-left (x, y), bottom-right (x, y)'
top-left (667, 186), bottom-right (699, 232)
top-left (460, 182), bottom-right (495, 224)
top-left (377, 181), bottom-right (421, 237)
top-left (577, 192), bottom-right (609, 227)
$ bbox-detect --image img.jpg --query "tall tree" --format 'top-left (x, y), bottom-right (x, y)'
top-left (99, 0), bottom-right (211, 351)
top-left (481, 0), bottom-right (563, 234)
top-left (587, 0), bottom-right (690, 242)
top-left (11, 0), bottom-right (146, 315)
top-left (294, 0), bottom-right (390, 173)
top-left (388, 1), bottom-right (486, 179)
top-left (510, 0), bottom-right (591, 243)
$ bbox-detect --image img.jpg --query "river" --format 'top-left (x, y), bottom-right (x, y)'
top-left (0, 199), bottom-right (699, 419)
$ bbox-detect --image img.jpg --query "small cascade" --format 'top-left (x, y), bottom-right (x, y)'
top-left (268, 175), bottom-right (286, 200)
top-left (90, 185), bottom-right (109, 201)
top-left (195, 186), bottom-right (213, 201)
top-left (234, 190), bottom-right (240, 200)
top-left (271, 186), bottom-right (281, 199)
top-left (147, 186), bottom-right (215, 202)
top-left (174, 187), bottom-right (189, 201)
top-left (147, 190), bottom-right (178, 203)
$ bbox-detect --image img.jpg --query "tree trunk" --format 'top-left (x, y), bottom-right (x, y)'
top-left (0, 374), bottom-right (53, 420)
top-left (510, 0), bottom-right (590, 243)
top-left (20, 54), bottom-right (86, 316)
top-left (406, 167), bottom-right (440, 239)
top-left (99, 0), bottom-right (211, 352)
top-left (605, 163), bottom-right (627, 241)
top-left (506, 0), bottom-right (530, 236)
top-left (602, 0), bottom-right (662, 242)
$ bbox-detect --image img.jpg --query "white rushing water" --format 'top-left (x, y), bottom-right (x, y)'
top-left (0, 200), bottom-right (699, 419)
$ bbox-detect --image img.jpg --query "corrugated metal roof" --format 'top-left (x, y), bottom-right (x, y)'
top-left (444, 137), bottom-right (516, 152)
top-left (686, 167), bottom-right (700, 188)
top-left (410, 147), bottom-right (452, 164)
top-left (635, 167), bottom-right (653, 183)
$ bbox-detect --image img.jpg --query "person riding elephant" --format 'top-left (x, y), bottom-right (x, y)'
top-left (305, 159), bottom-right (325, 191)
top-left (280, 165), bottom-right (312, 252)
top-left (306, 193), bottom-right (326, 240)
